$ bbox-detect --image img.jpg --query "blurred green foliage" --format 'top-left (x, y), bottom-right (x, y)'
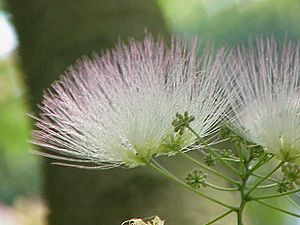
top-left (0, 0), bottom-right (6, 11)
top-left (159, 0), bottom-right (300, 45)
top-left (0, 56), bottom-right (40, 204)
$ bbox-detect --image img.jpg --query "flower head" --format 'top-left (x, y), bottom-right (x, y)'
top-left (32, 35), bottom-right (228, 169)
top-left (121, 216), bottom-right (164, 225)
top-left (226, 38), bottom-right (300, 163)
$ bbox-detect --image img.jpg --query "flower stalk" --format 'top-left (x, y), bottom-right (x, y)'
top-left (178, 112), bottom-right (300, 225)
top-left (147, 162), bottom-right (234, 209)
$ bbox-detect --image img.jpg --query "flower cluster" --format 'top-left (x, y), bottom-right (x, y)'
top-left (31, 35), bottom-right (300, 168)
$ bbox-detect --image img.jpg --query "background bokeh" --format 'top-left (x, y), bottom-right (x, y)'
top-left (1, 0), bottom-right (300, 224)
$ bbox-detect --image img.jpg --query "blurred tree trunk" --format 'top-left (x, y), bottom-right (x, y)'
top-left (6, 1), bottom-right (215, 224)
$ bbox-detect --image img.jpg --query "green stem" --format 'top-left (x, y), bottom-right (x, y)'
top-left (236, 201), bottom-right (246, 225)
top-left (205, 182), bottom-right (239, 192)
top-left (252, 187), bottom-right (300, 200)
top-left (180, 152), bottom-right (240, 186)
top-left (147, 162), bottom-right (234, 209)
top-left (204, 209), bottom-right (235, 225)
top-left (254, 199), bottom-right (300, 218)
top-left (246, 162), bottom-right (283, 196)
top-left (251, 173), bottom-right (279, 183)
top-left (255, 183), bottom-right (278, 189)
top-left (248, 155), bottom-right (275, 173)
top-left (187, 125), bottom-right (241, 176)
top-left (238, 144), bottom-right (246, 177)
top-left (222, 157), bottom-right (241, 163)
top-left (236, 162), bottom-right (250, 225)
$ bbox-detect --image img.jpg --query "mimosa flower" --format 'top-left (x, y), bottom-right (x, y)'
top-left (226, 39), bottom-right (300, 163)
top-left (31, 35), bottom-right (228, 169)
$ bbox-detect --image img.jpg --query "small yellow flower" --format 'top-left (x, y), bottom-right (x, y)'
top-left (122, 216), bottom-right (164, 225)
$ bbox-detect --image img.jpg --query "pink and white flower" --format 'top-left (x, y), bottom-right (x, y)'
top-left (226, 39), bottom-right (300, 163)
top-left (31, 35), bottom-right (228, 169)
